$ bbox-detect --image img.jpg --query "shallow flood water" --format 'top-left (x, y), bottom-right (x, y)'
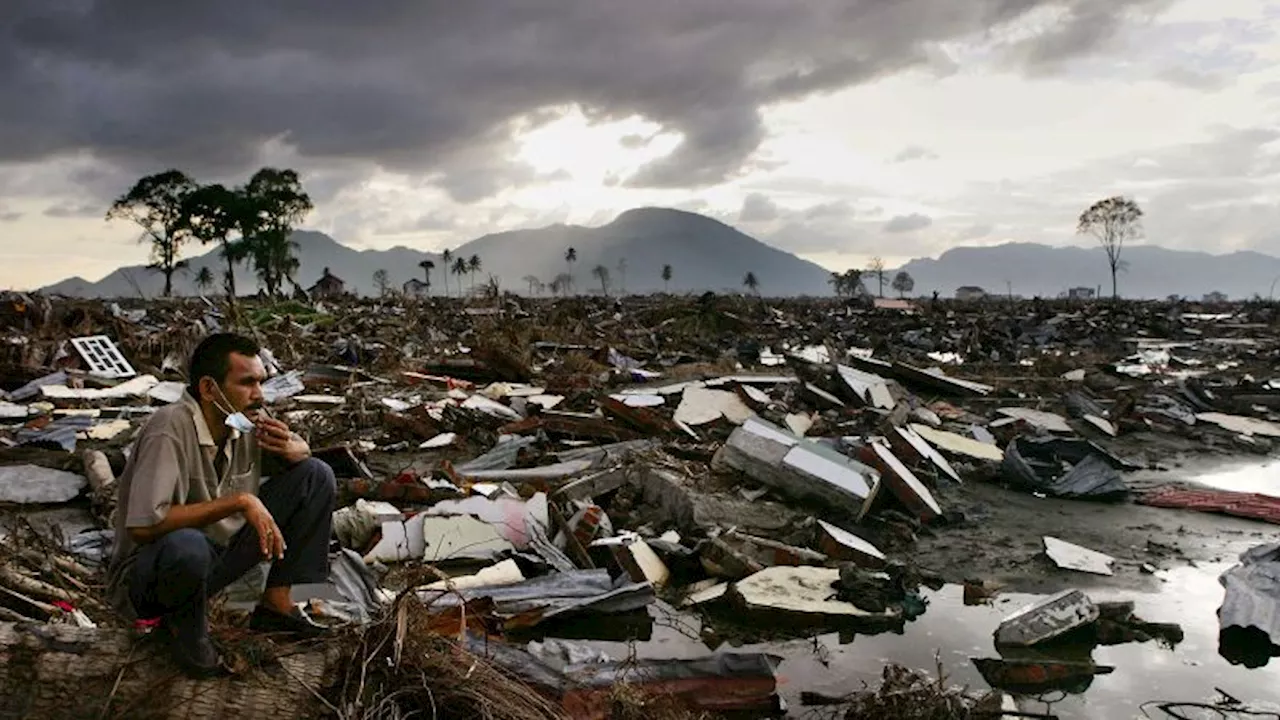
top-left (570, 562), bottom-right (1280, 717)
top-left (1192, 460), bottom-right (1280, 498)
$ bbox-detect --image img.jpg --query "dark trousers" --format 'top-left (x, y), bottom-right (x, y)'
top-left (129, 458), bottom-right (336, 639)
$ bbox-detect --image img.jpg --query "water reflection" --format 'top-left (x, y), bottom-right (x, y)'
top-left (560, 562), bottom-right (1280, 718)
top-left (1192, 460), bottom-right (1280, 497)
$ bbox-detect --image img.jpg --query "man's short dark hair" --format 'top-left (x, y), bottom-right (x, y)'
top-left (187, 333), bottom-right (261, 399)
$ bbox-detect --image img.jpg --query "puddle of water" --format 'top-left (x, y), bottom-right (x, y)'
top-left (1192, 460), bottom-right (1280, 498)
top-left (554, 561), bottom-right (1280, 718)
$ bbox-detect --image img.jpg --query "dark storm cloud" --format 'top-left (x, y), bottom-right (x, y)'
top-left (884, 214), bottom-right (933, 233)
top-left (42, 200), bottom-right (100, 218)
top-left (1, 0), bottom-right (1167, 200)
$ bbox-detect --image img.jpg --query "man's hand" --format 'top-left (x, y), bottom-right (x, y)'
top-left (240, 493), bottom-right (285, 560)
top-left (255, 416), bottom-right (311, 465)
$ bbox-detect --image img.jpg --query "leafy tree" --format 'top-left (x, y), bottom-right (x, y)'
top-left (181, 182), bottom-right (247, 299)
top-left (1077, 196), bottom-right (1143, 299)
top-left (743, 271), bottom-right (760, 295)
top-left (592, 264), bottom-right (611, 295)
top-left (892, 270), bottom-right (915, 298)
top-left (565, 247), bottom-right (577, 294)
top-left (418, 259), bottom-right (435, 294)
top-left (522, 275), bottom-right (540, 295)
top-left (868, 256), bottom-right (887, 297)
top-left (844, 269), bottom-right (864, 297)
top-left (661, 264), bottom-right (673, 293)
top-left (373, 269), bottom-right (390, 297)
top-left (468, 254), bottom-right (482, 290)
top-left (440, 249), bottom-right (453, 297)
top-left (107, 170), bottom-right (198, 297)
top-left (452, 257), bottom-right (469, 295)
top-left (238, 168), bottom-right (312, 297)
top-left (194, 266), bottom-right (215, 295)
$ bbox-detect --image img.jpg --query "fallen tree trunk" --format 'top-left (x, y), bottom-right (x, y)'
top-left (0, 622), bottom-right (338, 720)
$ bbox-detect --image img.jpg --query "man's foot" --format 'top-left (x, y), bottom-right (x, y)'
top-left (159, 616), bottom-right (224, 679)
top-left (248, 605), bottom-right (329, 638)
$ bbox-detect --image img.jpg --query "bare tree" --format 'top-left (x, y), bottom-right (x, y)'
top-left (868, 256), bottom-right (887, 297)
top-left (373, 269), bottom-right (390, 297)
top-left (592, 264), bottom-right (611, 296)
top-left (522, 275), bottom-right (540, 295)
top-left (1077, 196), bottom-right (1143, 300)
top-left (615, 258), bottom-right (628, 295)
top-left (743, 271), bottom-right (760, 295)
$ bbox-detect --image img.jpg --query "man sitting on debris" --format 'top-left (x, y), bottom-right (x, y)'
top-left (106, 332), bottom-right (336, 677)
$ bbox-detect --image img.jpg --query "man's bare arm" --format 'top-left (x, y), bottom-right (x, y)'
top-left (126, 493), bottom-right (248, 545)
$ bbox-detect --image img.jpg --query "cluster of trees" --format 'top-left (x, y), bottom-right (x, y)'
top-left (107, 168), bottom-right (313, 298)
top-left (827, 260), bottom-right (915, 299)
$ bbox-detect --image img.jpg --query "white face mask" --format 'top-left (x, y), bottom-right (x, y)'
top-left (210, 381), bottom-right (257, 434)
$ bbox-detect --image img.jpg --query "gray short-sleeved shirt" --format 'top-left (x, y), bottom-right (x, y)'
top-left (105, 391), bottom-right (261, 619)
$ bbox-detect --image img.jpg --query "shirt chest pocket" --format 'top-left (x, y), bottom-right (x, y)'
top-left (220, 468), bottom-right (258, 496)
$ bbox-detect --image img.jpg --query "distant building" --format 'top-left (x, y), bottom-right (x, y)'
top-left (403, 278), bottom-right (430, 297)
top-left (1203, 291), bottom-right (1229, 304)
top-left (1068, 287), bottom-right (1096, 300)
top-left (955, 286), bottom-right (987, 301)
top-left (308, 267), bottom-right (346, 299)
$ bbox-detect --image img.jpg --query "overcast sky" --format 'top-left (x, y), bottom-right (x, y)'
top-left (2, 0), bottom-right (1278, 289)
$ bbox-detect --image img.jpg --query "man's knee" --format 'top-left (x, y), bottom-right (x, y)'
top-left (156, 529), bottom-right (214, 581)
top-left (299, 457), bottom-right (336, 504)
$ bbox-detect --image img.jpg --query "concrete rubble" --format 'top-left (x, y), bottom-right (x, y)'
top-left (4, 291), bottom-right (1280, 715)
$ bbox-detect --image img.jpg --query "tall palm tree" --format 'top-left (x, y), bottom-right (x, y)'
top-left (451, 257), bottom-right (468, 295)
top-left (418, 259), bottom-right (435, 295)
top-left (564, 247), bottom-right (577, 295)
top-left (662, 264), bottom-right (673, 293)
top-left (441, 248), bottom-right (453, 297)
top-left (468, 254), bottom-right (482, 290)
top-left (743, 271), bottom-right (760, 296)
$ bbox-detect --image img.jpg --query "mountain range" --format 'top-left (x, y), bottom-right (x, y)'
top-left (36, 207), bottom-right (1280, 300)
top-left (41, 208), bottom-right (833, 299)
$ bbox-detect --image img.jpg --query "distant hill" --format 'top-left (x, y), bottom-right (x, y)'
top-left (39, 208), bottom-right (835, 298)
top-left (894, 243), bottom-right (1280, 300)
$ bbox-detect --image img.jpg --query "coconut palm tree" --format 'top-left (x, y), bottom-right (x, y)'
top-left (564, 247), bottom-right (577, 294)
top-left (743, 271), bottom-right (760, 295)
top-left (194, 266), bottom-right (215, 295)
top-left (468, 254), bottom-right (482, 291)
top-left (441, 248), bottom-right (453, 296)
top-left (662, 264), bottom-right (673, 293)
top-left (418, 259), bottom-right (435, 295)
top-left (451, 256), bottom-right (468, 295)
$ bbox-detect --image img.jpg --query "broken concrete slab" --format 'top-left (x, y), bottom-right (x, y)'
top-left (815, 520), bottom-right (886, 569)
top-left (1043, 536), bottom-right (1115, 576)
top-left (995, 589), bottom-right (1099, 647)
top-left (889, 426), bottom-right (961, 483)
top-left (675, 387), bottom-right (756, 426)
top-left (0, 465), bottom-right (87, 504)
top-left (859, 441), bottom-right (942, 523)
top-left (997, 408), bottom-right (1073, 434)
top-left (422, 515), bottom-right (513, 562)
top-left (716, 418), bottom-right (879, 518)
top-left (835, 364), bottom-right (895, 410)
top-left (909, 424), bottom-right (1004, 463)
top-left (1197, 412), bottom-right (1280, 438)
top-left (731, 565), bottom-right (897, 625)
